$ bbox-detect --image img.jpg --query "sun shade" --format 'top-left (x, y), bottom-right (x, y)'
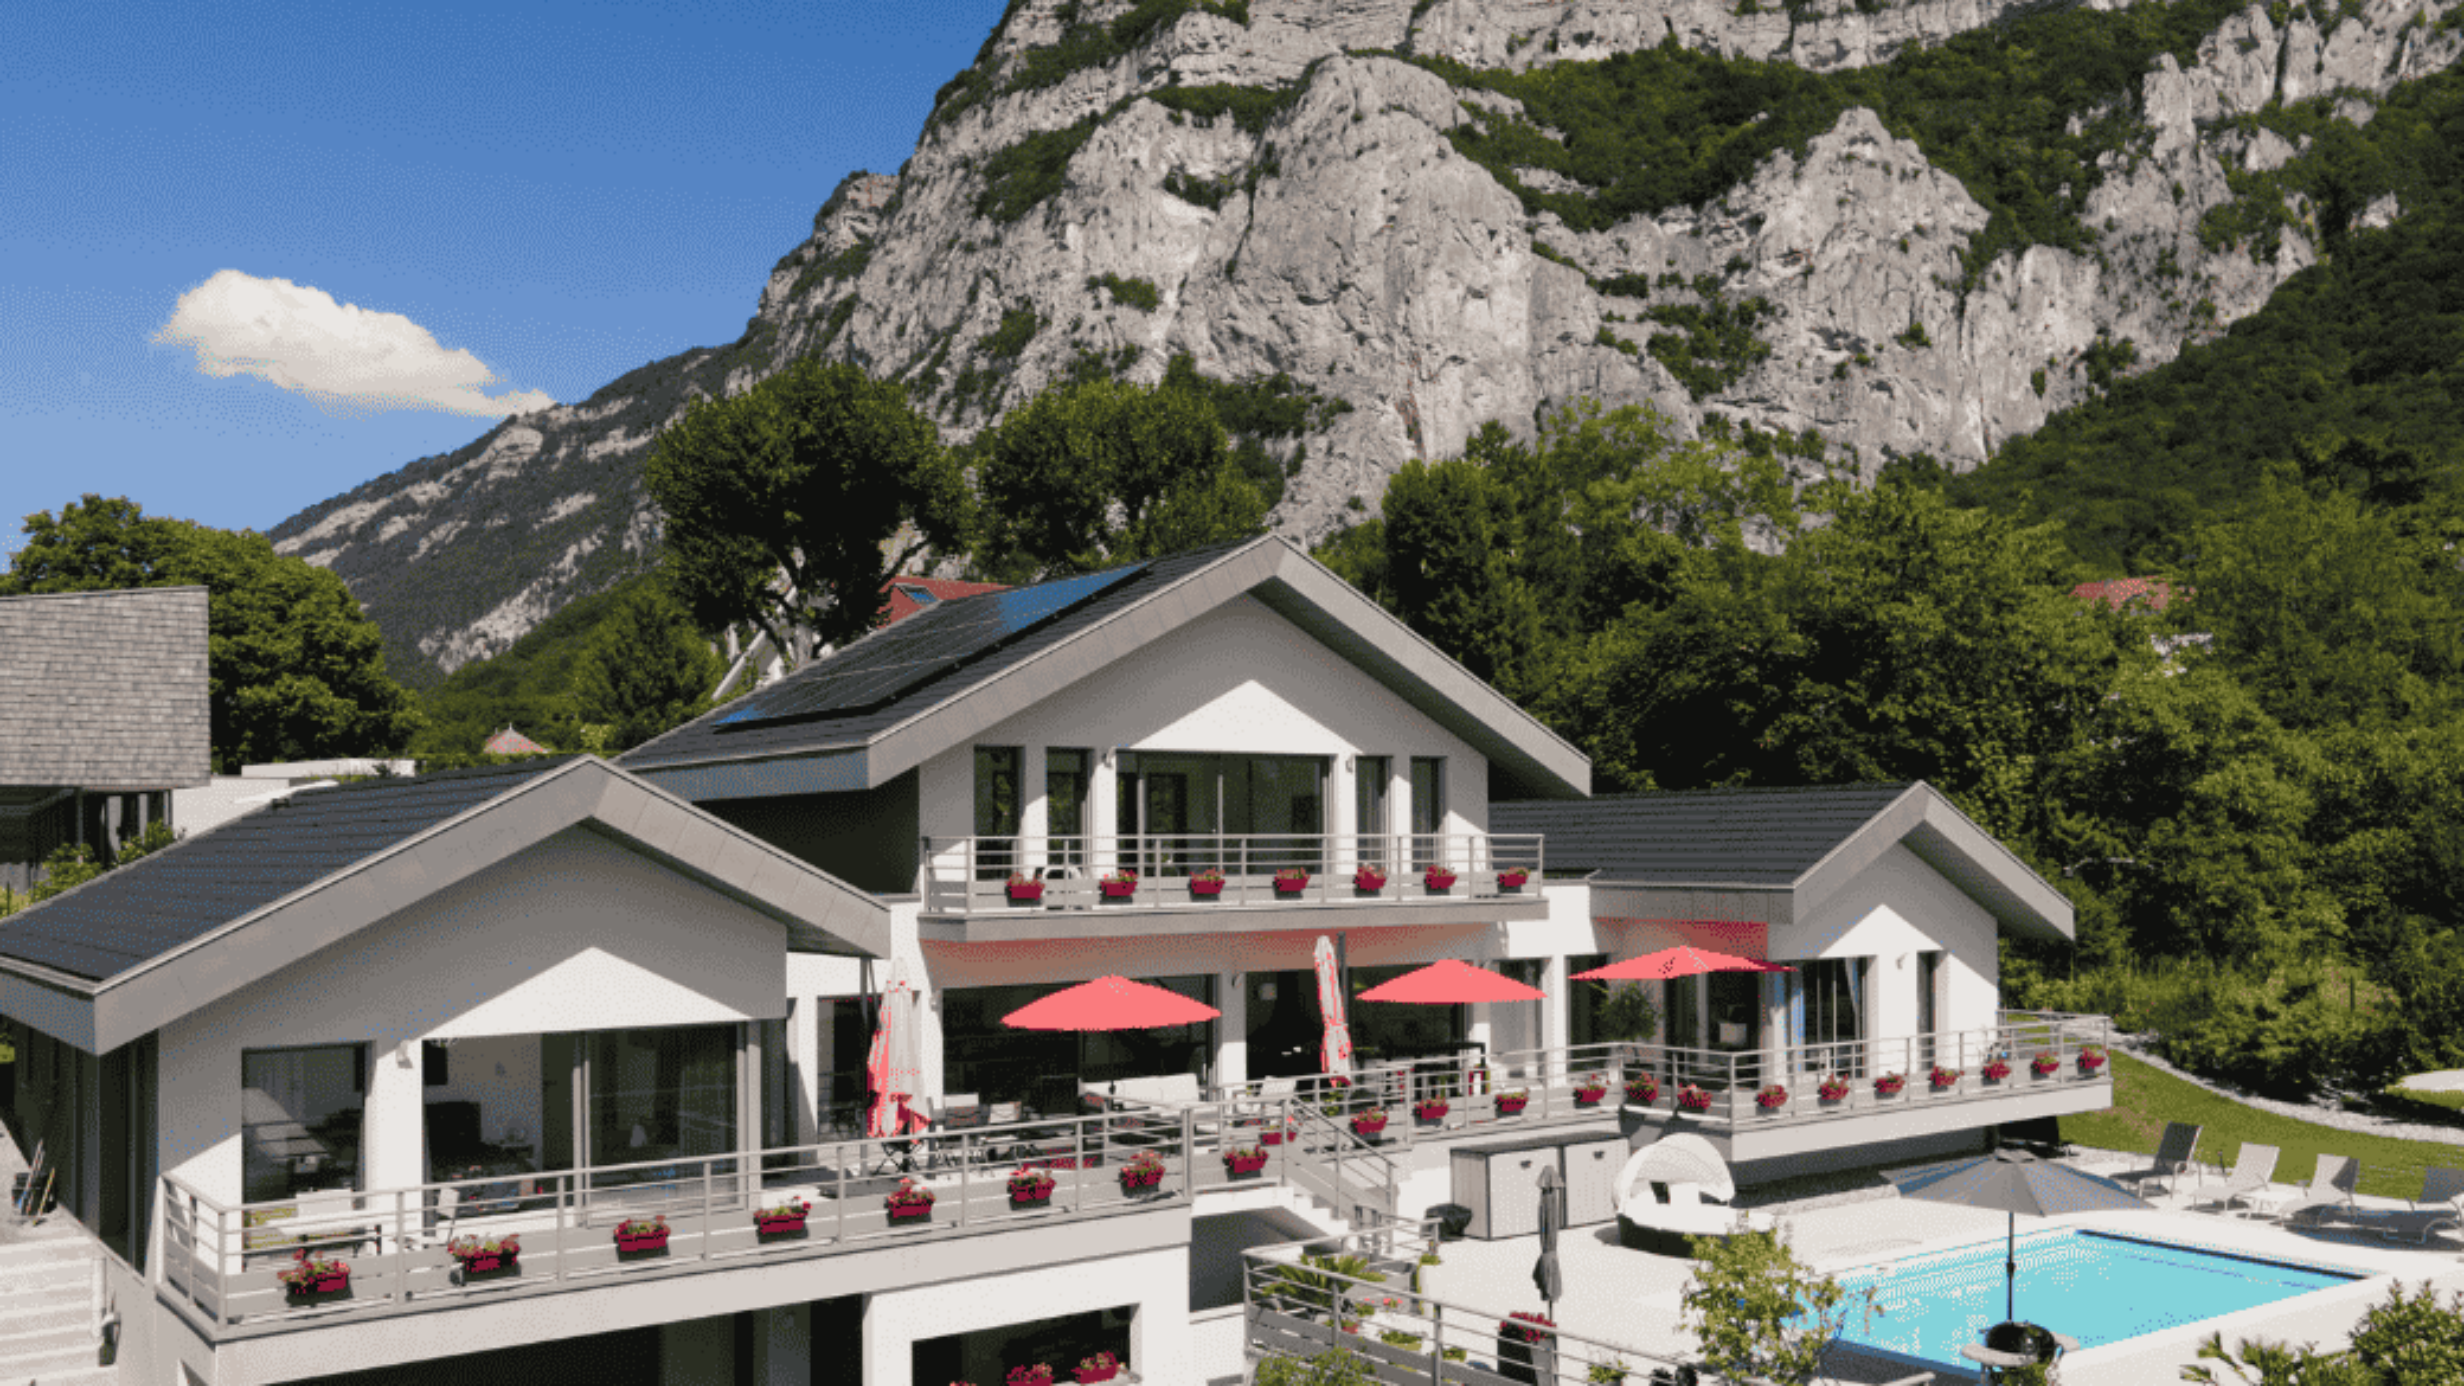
top-left (1002, 974), bottom-right (1222, 1031)
top-left (1355, 958), bottom-right (1547, 1004)
top-left (1571, 945), bottom-right (1795, 982)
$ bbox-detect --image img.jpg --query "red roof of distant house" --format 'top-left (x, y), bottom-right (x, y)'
top-left (484, 726), bottom-right (551, 755)
top-left (2072, 577), bottom-right (2187, 612)
top-left (882, 576), bottom-right (1008, 625)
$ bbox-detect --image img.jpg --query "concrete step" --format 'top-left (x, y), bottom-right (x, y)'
top-left (0, 1322), bottom-right (89, 1358)
top-left (0, 1275), bottom-right (84, 1311)
top-left (0, 1339), bottom-right (103, 1379)
top-left (0, 1238), bottom-right (93, 1272)
top-left (34, 1370), bottom-right (119, 1386)
top-left (0, 1299), bottom-right (84, 1339)
top-left (0, 1258), bottom-right (90, 1297)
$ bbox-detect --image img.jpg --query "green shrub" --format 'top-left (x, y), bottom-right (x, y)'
top-left (1145, 81), bottom-right (1301, 136)
top-left (976, 119), bottom-right (1099, 223)
top-left (1254, 1349), bottom-right (1378, 1386)
top-left (2349, 1280), bottom-right (2464, 1383)
top-left (1088, 274), bottom-right (1162, 312)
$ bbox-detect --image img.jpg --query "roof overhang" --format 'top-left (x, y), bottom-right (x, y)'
top-left (0, 758), bottom-right (893, 1055)
top-left (1585, 785), bottom-right (2073, 943)
top-left (635, 537), bottom-right (1589, 802)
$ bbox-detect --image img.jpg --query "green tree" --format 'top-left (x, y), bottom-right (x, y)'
top-left (1680, 1227), bottom-right (1878, 1386)
top-left (2348, 1279), bottom-right (2464, 1384)
top-left (973, 377), bottom-right (1266, 581)
top-left (0, 821), bottom-right (181, 918)
top-left (2182, 1332), bottom-right (2374, 1385)
top-left (645, 359), bottom-right (968, 668)
top-left (2, 495), bottom-right (422, 772)
top-left (570, 581), bottom-right (724, 753)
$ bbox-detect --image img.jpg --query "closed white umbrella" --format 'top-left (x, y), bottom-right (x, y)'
top-left (865, 956), bottom-right (929, 1138)
top-left (1313, 936), bottom-right (1354, 1077)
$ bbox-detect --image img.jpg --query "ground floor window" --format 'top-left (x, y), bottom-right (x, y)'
top-left (913, 1306), bottom-right (1133, 1386)
top-left (942, 976), bottom-right (1215, 1111)
top-left (241, 1043), bottom-right (364, 1203)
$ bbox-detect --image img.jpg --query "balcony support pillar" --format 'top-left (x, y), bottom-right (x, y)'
top-left (1215, 972), bottom-right (1247, 1090)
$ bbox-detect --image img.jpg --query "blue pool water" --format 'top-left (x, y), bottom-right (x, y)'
top-left (1832, 1230), bottom-right (2365, 1367)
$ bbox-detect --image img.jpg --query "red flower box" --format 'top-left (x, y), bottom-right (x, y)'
top-left (889, 1202), bottom-right (935, 1222)
top-left (1007, 881), bottom-right (1045, 902)
top-left (616, 1230), bottom-right (670, 1254)
top-left (1190, 878), bottom-right (1226, 897)
top-left (1496, 868), bottom-right (1531, 890)
top-left (1350, 1113), bottom-right (1389, 1137)
top-left (1677, 1085), bottom-right (1713, 1113)
top-left (1261, 1128), bottom-right (1287, 1146)
top-left (1494, 1095), bottom-right (1528, 1115)
top-left (1624, 1078), bottom-right (1659, 1105)
top-left (1100, 879), bottom-right (1136, 899)
top-left (2079, 1050), bottom-right (2109, 1074)
top-left (283, 1270), bottom-right (351, 1300)
top-left (1076, 1369), bottom-right (1118, 1385)
top-left (1424, 870), bottom-right (1458, 890)
top-left (1010, 1186), bottom-right (1054, 1207)
top-left (1354, 869), bottom-right (1388, 892)
top-left (1225, 1154), bottom-right (1269, 1177)
top-left (1875, 1075), bottom-right (1907, 1097)
top-left (1573, 1089), bottom-right (1607, 1108)
top-left (458, 1250), bottom-right (515, 1274)
top-left (1413, 1100), bottom-right (1450, 1122)
top-left (1274, 874), bottom-right (1310, 895)
top-left (1120, 1170), bottom-right (1163, 1191)
top-left (1075, 1356), bottom-right (1123, 1385)
top-left (757, 1214), bottom-right (808, 1236)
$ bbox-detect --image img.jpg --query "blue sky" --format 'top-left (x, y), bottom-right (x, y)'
top-left (3, 0), bottom-right (1008, 558)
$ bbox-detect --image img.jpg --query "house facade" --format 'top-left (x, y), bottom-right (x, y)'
top-left (0, 537), bottom-right (2107, 1386)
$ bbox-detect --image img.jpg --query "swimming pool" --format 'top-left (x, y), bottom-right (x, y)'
top-left (1831, 1230), bottom-right (2366, 1368)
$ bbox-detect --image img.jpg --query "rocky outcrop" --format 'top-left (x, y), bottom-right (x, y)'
top-left (270, 0), bottom-right (2464, 680)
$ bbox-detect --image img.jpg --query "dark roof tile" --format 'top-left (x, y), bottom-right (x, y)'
top-left (1494, 783), bottom-right (1917, 886)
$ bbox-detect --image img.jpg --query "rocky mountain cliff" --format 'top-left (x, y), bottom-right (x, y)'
top-left (270, 0), bottom-right (2464, 685)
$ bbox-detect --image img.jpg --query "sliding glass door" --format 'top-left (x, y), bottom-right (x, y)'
top-left (586, 1025), bottom-right (737, 1182)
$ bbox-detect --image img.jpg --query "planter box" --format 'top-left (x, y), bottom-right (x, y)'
top-left (1414, 1106), bottom-right (1450, 1123)
top-left (1496, 871), bottom-right (1531, 891)
top-left (1350, 1119), bottom-right (1390, 1138)
top-left (1260, 1129), bottom-right (1288, 1146)
top-left (1076, 1370), bottom-right (1121, 1385)
top-left (2031, 1064), bottom-right (2060, 1079)
top-left (1119, 1171), bottom-right (1165, 1193)
top-left (1189, 879), bottom-right (1225, 897)
top-left (1874, 1084), bottom-right (1906, 1099)
top-left (1624, 1087), bottom-right (1659, 1106)
top-left (1224, 1157), bottom-right (1268, 1178)
top-left (1009, 1187), bottom-right (1055, 1208)
top-left (1007, 882), bottom-right (1045, 903)
top-left (1274, 878), bottom-right (1310, 895)
top-left (1494, 1098), bottom-right (1528, 1116)
top-left (454, 1251), bottom-right (518, 1276)
top-left (756, 1215), bottom-right (808, 1237)
top-left (615, 1230), bottom-right (670, 1255)
top-left (1424, 872), bottom-right (1458, 891)
top-left (2079, 1060), bottom-right (2108, 1076)
top-left (283, 1271), bottom-right (351, 1302)
top-left (1573, 1092), bottom-right (1606, 1108)
top-left (887, 1202), bottom-right (935, 1223)
top-left (1677, 1097), bottom-right (1713, 1114)
top-left (1100, 880), bottom-right (1137, 899)
top-left (1354, 873), bottom-right (1387, 893)
top-left (1497, 1337), bottom-right (1556, 1386)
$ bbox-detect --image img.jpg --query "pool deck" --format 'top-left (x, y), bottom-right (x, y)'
top-left (1413, 1146), bottom-right (2464, 1385)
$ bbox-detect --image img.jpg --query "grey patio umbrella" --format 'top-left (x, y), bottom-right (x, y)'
top-left (1532, 1163), bottom-right (1566, 1314)
top-left (1890, 1147), bottom-right (2148, 1323)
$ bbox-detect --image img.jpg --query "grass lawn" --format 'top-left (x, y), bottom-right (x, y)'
top-left (2062, 1052), bottom-right (2464, 1200)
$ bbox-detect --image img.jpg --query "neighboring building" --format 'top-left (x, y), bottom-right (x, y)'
top-left (2071, 577), bottom-right (2184, 612)
top-left (482, 726), bottom-right (551, 756)
top-left (0, 587), bottom-right (211, 890)
top-left (0, 537), bottom-right (2110, 1386)
top-left (172, 759), bottom-right (421, 839)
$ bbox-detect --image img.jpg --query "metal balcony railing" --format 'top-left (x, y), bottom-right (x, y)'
top-left (921, 833), bottom-right (1544, 915)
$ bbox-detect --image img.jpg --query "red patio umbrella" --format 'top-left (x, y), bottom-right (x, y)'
top-left (1571, 946), bottom-right (1795, 982)
top-left (1002, 975), bottom-right (1223, 1031)
top-left (1356, 958), bottom-right (1548, 1004)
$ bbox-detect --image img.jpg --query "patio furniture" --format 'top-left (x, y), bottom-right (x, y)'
top-left (2283, 1154), bottom-right (2361, 1230)
top-left (2190, 1142), bottom-right (2279, 1216)
top-left (1959, 1320), bottom-right (2076, 1385)
top-left (2110, 1122), bottom-right (2203, 1198)
top-left (1614, 1181), bottom-right (1776, 1257)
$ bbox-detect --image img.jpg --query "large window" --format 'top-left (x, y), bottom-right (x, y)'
top-left (975, 745), bottom-right (1021, 879)
top-left (1411, 757), bottom-right (1446, 867)
top-left (242, 1044), bottom-right (365, 1203)
top-left (1354, 757), bottom-right (1391, 870)
top-left (1047, 748), bottom-right (1090, 867)
top-left (1112, 753), bottom-right (1327, 877)
top-left (942, 976), bottom-right (1216, 1108)
top-left (587, 1025), bottom-right (737, 1182)
top-left (1795, 959), bottom-right (1865, 1073)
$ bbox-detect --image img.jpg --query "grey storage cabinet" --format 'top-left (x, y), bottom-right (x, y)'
top-left (1562, 1134), bottom-right (1627, 1226)
top-left (1449, 1136), bottom-right (1563, 1240)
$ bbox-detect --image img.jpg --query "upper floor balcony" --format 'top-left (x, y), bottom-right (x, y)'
top-left (917, 833), bottom-right (1550, 941)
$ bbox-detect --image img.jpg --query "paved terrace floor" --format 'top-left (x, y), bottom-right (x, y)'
top-left (1414, 1146), bottom-right (2464, 1386)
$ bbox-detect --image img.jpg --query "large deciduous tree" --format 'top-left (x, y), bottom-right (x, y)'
top-left (2, 495), bottom-right (423, 772)
top-left (645, 360), bottom-right (968, 668)
top-left (972, 377), bottom-right (1266, 582)
top-left (570, 580), bottom-right (724, 753)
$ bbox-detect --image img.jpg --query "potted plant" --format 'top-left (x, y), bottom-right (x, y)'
top-left (278, 1248), bottom-right (351, 1301)
top-left (1498, 1311), bottom-right (1558, 1386)
top-left (1009, 1165), bottom-right (1057, 1207)
top-left (1496, 867), bottom-right (1531, 890)
top-left (446, 1232), bottom-right (519, 1276)
top-left (1350, 1109), bottom-right (1390, 1139)
top-left (614, 1214), bottom-right (670, 1254)
top-left (1756, 1083), bottom-right (1789, 1112)
top-left (1982, 1057), bottom-right (2013, 1083)
top-left (1189, 866), bottom-right (1226, 897)
top-left (1572, 1075), bottom-right (1608, 1108)
top-left (886, 1178), bottom-right (937, 1222)
top-left (1099, 869), bottom-right (1137, 899)
top-left (1355, 866), bottom-right (1388, 892)
top-left (1008, 1366), bottom-right (1055, 1386)
top-left (754, 1197), bottom-right (810, 1236)
top-left (1677, 1084), bottom-right (1713, 1113)
top-left (1588, 1361), bottom-right (1630, 1385)
top-left (1817, 1075), bottom-right (1851, 1104)
top-left (2031, 1050), bottom-right (2061, 1077)
top-left (1075, 1352), bottom-right (1123, 1385)
top-left (1623, 1074), bottom-right (1659, 1105)
top-left (1494, 1088), bottom-right (1530, 1116)
top-left (1224, 1145), bottom-right (1269, 1178)
top-left (1425, 867), bottom-right (1458, 891)
top-left (1006, 871), bottom-right (1044, 903)
top-left (1930, 1065), bottom-right (1961, 1091)
top-left (1274, 867), bottom-right (1311, 895)
top-left (2079, 1046), bottom-right (2110, 1075)
top-left (1119, 1149), bottom-right (1167, 1193)
top-left (1413, 1097), bottom-right (1450, 1123)
top-left (1874, 1072), bottom-right (1906, 1098)
top-left (1259, 1117), bottom-right (1296, 1146)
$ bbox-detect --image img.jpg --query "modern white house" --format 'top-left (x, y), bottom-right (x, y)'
top-left (0, 535), bottom-right (2111, 1386)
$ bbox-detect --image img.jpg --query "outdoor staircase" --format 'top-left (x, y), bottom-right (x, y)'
top-left (0, 1237), bottom-right (114, 1386)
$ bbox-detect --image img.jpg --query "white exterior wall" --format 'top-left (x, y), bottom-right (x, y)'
top-left (157, 826), bottom-right (790, 1206)
top-left (1776, 841), bottom-right (2001, 1042)
top-left (864, 1245), bottom-right (1191, 1386)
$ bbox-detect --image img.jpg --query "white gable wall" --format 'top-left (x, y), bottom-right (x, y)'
top-left (916, 594), bottom-right (1491, 855)
top-left (158, 825), bottom-right (789, 1206)
top-left (1775, 841), bottom-right (2001, 1044)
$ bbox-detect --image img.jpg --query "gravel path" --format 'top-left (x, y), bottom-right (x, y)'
top-left (2113, 1036), bottom-right (2464, 1146)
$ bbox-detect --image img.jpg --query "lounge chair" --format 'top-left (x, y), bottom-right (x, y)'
top-left (2111, 1122), bottom-right (2204, 1198)
top-left (1615, 1181), bottom-right (1776, 1257)
top-left (2330, 1165), bottom-right (2464, 1245)
top-left (2191, 1142), bottom-right (2279, 1216)
top-left (2283, 1154), bottom-right (2361, 1230)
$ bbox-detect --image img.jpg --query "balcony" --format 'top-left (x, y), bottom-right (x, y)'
top-left (918, 833), bottom-right (1549, 939)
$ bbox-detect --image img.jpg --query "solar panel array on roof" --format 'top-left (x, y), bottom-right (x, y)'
top-left (714, 562), bottom-right (1149, 730)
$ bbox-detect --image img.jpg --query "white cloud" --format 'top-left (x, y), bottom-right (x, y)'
top-left (153, 269), bottom-right (556, 418)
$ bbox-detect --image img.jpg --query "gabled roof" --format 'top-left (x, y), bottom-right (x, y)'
top-left (0, 586), bottom-right (211, 790)
top-left (2072, 577), bottom-right (2186, 612)
top-left (883, 576), bottom-right (1007, 624)
top-left (1492, 781), bottom-right (2072, 942)
top-left (482, 726), bottom-right (551, 755)
top-left (621, 536), bottom-right (1590, 802)
top-left (0, 756), bottom-right (890, 1054)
